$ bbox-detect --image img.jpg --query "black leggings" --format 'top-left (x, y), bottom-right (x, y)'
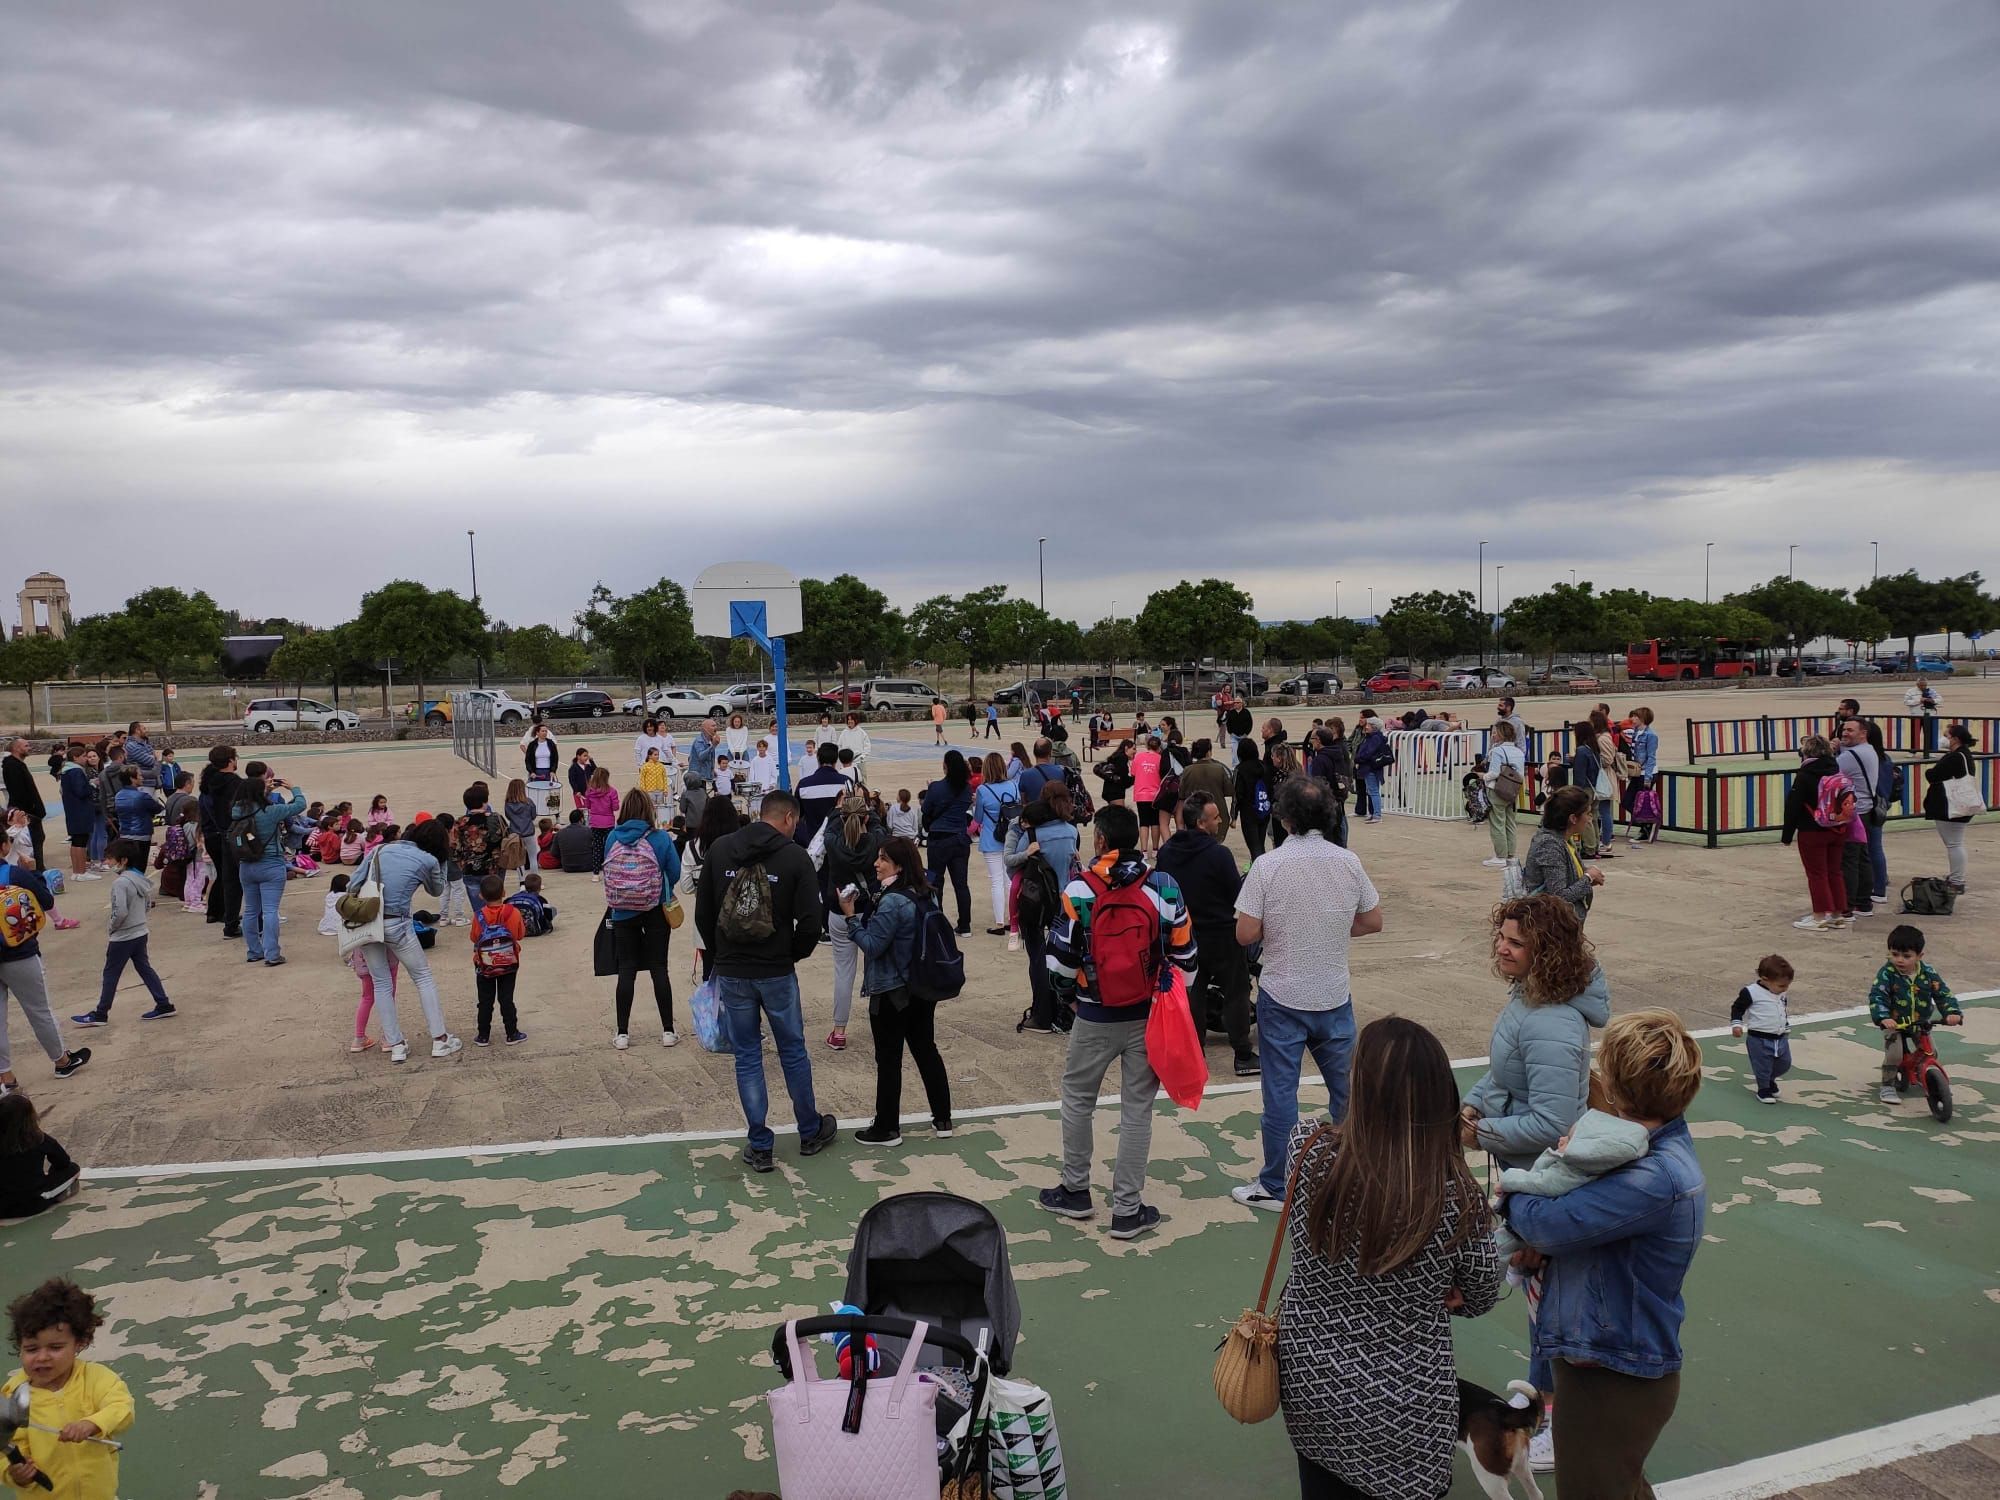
top-left (1296, 1455), bottom-right (1417, 1500)
top-left (613, 906), bottom-right (675, 1033)
top-left (926, 837), bottom-right (971, 930)
top-left (869, 989), bottom-right (951, 1129)
top-left (204, 832), bottom-right (242, 929)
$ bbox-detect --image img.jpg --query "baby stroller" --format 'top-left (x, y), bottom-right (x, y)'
top-left (766, 1192), bottom-right (1026, 1496)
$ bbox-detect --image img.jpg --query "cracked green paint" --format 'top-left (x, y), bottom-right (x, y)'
top-left (3, 1008), bottom-right (1995, 1498)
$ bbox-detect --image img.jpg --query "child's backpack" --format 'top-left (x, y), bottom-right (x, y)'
top-left (506, 891), bottom-right (551, 936)
top-left (0, 865), bottom-right (48, 951)
top-left (227, 797), bottom-right (268, 862)
top-left (1813, 769), bottom-right (1856, 829)
top-left (1253, 774), bottom-right (1271, 820)
top-left (1061, 766), bottom-right (1095, 823)
top-left (905, 888), bottom-right (966, 1002)
top-left (718, 861), bottom-right (775, 944)
top-left (1079, 869), bottom-right (1162, 1007)
top-left (471, 907), bottom-right (521, 974)
top-left (161, 823), bottom-right (192, 865)
top-left (601, 837), bottom-right (664, 912)
top-left (1900, 876), bottom-right (1957, 917)
top-left (991, 785), bottom-right (1022, 843)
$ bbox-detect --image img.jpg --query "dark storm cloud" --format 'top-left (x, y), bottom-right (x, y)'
top-left (2, 0), bottom-right (1997, 622)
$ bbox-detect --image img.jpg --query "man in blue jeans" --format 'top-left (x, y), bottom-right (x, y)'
top-left (1228, 776), bottom-right (1383, 1210)
top-left (693, 789), bottom-right (837, 1172)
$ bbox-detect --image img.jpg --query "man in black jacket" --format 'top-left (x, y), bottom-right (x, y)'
top-left (2, 738), bottom-right (48, 874)
top-left (694, 790), bottom-right (837, 1171)
top-left (1222, 697), bottom-right (1254, 762)
top-left (1306, 727), bottom-right (1354, 848)
top-left (1154, 792), bottom-right (1258, 1076)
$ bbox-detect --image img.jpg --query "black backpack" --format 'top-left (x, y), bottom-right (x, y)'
top-left (227, 798), bottom-right (268, 863)
top-left (1900, 877), bottom-right (1957, 917)
top-left (905, 889), bottom-right (966, 1002)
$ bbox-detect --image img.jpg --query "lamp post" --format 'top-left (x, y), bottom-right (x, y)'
top-left (1368, 586), bottom-right (1374, 619)
top-left (1705, 541), bottom-right (1715, 603)
top-left (1478, 540), bottom-right (1489, 668)
top-left (1334, 579), bottom-right (1341, 618)
top-left (467, 529), bottom-right (484, 689)
top-left (1569, 569), bottom-right (1577, 586)
top-left (1037, 536), bottom-right (1047, 683)
top-left (1788, 544), bottom-right (1798, 580)
top-left (1870, 540), bottom-right (1879, 580)
top-left (1495, 564), bottom-right (1505, 613)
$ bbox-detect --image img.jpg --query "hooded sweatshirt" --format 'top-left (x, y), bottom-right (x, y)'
top-left (693, 818), bottom-right (822, 978)
top-left (108, 866), bottom-right (155, 942)
top-left (604, 820), bottom-right (682, 925)
top-left (1153, 826), bottom-right (1243, 950)
top-left (1045, 849), bottom-right (1197, 1024)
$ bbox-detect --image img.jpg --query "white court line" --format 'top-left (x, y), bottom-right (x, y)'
top-left (84, 994), bottom-right (1993, 1181)
top-left (1657, 1392), bottom-right (2000, 1500)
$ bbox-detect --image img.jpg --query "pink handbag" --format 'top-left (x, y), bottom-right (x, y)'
top-left (768, 1317), bottom-right (942, 1500)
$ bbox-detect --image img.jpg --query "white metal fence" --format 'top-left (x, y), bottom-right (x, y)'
top-left (451, 691), bottom-right (497, 777)
top-left (1383, 730), bottom-right (1484, 820)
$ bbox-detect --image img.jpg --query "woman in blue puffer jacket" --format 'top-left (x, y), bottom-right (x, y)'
top-left (1459, 893), bottom-right (1610, 1470)
top-left (840, 836), bottom-right (951, 1147)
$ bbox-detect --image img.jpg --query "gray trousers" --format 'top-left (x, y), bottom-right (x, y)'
top-left (0, 956), bottom-right (66, 1074)
top-left (828, 912), bottom-right (858, 1029)
top-left (1934, 820), bottom-right (1968, 886)
top-left (1059, 1016), bottom-right (1159, 1217)
top-left (359, 919), bottom-right (449, 1047)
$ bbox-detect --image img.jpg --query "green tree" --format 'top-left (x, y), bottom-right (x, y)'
top-left (1261, 620), bottom-right (1334, 676)
top-left (1080, 616), bottom-right (1139, 671)
top-left (1135, 579), bottom-right (1258, 703)
top-left (1854, 571), bottom-right (1943, 662)
top-left (906, 585), bottom-right (1011, 702)
top-left (1313, 616), bottom-right (1365, 672)
top-left (1726, 577), bottom-right (1852, 654)
top-left (268, 631), bottom-right (340, 700)
top-left (577, 579), bottom-right (704, 702)
top-left (0, 634), bottom-right (72, 734)
top-left (1934, 572), bottom-right (1998, 655)
top-left (498, 623), bottom-right (590, 704)
top-left (989, 599), bottom-right (1077, 679)
top-left (66, 587), bottom-right (228, 731)
top-left (1497, 582), bottom-right (1602, 670)
top-left (1351, 627), bottom-right (1391, 680)
top-left (797, 575), bottom-right (904, 697)
top-left (1377, 589), bottom-right (1485, 673)
top-left (355, 580), bottom-right (490, 719)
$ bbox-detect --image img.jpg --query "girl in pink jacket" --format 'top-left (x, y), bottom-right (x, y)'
top-left (582, 767), bottom-right (620, 877)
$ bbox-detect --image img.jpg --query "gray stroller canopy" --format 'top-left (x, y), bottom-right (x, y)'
top-left (845, 1191), bottom-right (1022, 1376)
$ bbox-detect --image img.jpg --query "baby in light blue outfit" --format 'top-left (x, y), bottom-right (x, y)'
top-left (1492, 1108), bottom-right (1653, 1260)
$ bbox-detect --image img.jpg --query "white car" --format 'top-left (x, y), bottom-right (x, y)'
top-left (420, 688), bottom-right (533, 726)
top-left (858, 677), bottom-right (942, 711)
top-left (619, 686), bottom-right (732, 719)
top-left (244, 697), bottom-right (361, 734)
top-left (1444, 668), bottom-right (1517, 690)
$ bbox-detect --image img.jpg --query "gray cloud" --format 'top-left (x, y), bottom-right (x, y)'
top-left (3, 0), bottom-right (1997, 627)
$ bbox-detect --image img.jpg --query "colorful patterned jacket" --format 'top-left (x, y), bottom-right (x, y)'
top-left (1867, 960), bottom-right (1961, 1029)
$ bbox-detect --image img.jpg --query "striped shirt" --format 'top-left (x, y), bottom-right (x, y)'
top-left (1046, 850), bottom-right (1197, 1023)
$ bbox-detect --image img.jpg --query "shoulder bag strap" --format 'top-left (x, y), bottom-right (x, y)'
top-left (1253, 1122), bottom-right (1334, 1314)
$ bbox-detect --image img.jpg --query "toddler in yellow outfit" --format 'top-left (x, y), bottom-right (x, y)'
top-left (4, 1278), bottom-right (133, 1499)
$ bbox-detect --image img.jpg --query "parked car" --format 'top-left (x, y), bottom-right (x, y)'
top-left (855, 677), bottom-right (944, 712)
top-left (1443, 667), bottom-right (1517, 690)
top-left (1526, 662), bottom-right (1587, 685)
top-left (818, 684), bottom-right (864, 711)
top-left (408, 688), bottom-right (535, 726)
top-left (244, 697), bottom-right (360, 734)
top-left (1278, 671), bottom-right (1345, 695)
top-left (534, 688), bottom-right (619, 719)
top-left (1365, 670), bottom-right (1441, 694)
top-left (743, 686), bottom-right (836, 716)
top-left (618, 686), bottom-right (732, 718)
top-left (990, 678), bottom-right (1066, 706)
top-left (1067, 674), bottom-right (1155, 703)
top-left (1877, 654), bottom-right (1955, 675)
top-left (1799, 657), bottom-right (1855, 677)
top-left (1159, 666), bottom-right (1232, 698)
top-left (1223, 670), bottom-right (1270, 695)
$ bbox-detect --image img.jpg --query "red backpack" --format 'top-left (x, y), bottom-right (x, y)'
top-left (1081, 869), bottom-right (1161, 1006)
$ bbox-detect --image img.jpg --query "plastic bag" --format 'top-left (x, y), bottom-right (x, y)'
top-left (689, 979), bottom-right (728, 1053)
top-left (1144, 967), bottom-right (1208, 1111)
top-left (1500, 859), bottom-right (1525, 901)
top-left (980, 1374), bottom-right (1066, 1500)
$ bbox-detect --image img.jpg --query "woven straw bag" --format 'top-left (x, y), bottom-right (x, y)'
top-left (1213, 1124), bottom-right (1329, 1423)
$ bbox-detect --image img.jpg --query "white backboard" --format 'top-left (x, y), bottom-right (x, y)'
top-left (693, 561), bottom-right (803, 640)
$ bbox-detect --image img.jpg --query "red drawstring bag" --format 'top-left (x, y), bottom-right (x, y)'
top-left (1146, 967), bottom-right (1209, 1110)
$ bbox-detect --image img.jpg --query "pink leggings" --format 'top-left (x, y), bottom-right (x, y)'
top-left (355, 958), bottom-right (400, 1038)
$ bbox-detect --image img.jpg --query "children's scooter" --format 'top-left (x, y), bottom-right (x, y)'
top-left (1889, 1020), bottom-right (1953, 1123)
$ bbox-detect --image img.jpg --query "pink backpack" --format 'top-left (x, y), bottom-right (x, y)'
top-left (1813, 769), bottom-right (1856, 829)
top-left (601, 837), bottom-right (664, 912)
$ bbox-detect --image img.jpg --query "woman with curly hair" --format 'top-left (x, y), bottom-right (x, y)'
top-left (1458, 893), bottom-right (1611, 1473)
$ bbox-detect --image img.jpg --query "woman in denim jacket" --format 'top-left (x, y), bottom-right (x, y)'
top-left (1500, 1010), bottom-right (1707, 1500)
top-left (840, 836), bottom-right (952, 1146)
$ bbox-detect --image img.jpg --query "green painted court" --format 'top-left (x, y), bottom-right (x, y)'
top-left (4, 1006), bottom-right (1997, 1498)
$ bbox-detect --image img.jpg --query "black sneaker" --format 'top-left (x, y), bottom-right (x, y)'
top-left (799, 1113), bottom-right (839, 1156)
top-left (743, 1145), bottom-right (775, 1173)
top-left (506, 1031), bottom-right (528, 1045)
top-left (855, 1123), bottom-right (903, 1147)
top-left (54, 1048), bottom-right (92, 1079)
top-left (222, 926), bottom-right (242, 939)
top-left (1037, 1184), bottom-right (1093, 1219)
top-left (141, 1004), bottom-right (177, 1021)
top-left (70, 1012), bottom-right (109, 1027)
top-left (264, 956), bottom-right (287, 967)
top-left (475, 1035), bottom-right (492, 1047)
top-left (1108, 1203), bottom-right (1161, 1240)
top-left (1233, 1053), bottom-right (1261, 1077)
top-left (932, 1119), bottom-right (955, 1139)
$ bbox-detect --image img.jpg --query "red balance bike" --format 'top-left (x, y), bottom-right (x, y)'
top-left (1890, 1021), bottom-right (1954, 1124)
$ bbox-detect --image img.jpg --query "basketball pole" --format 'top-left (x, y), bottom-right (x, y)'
top-left (729, 606), bottom-right (791, 792)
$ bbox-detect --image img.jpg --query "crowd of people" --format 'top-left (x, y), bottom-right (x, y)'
top-left (0, 686), bottom-right (1988, 1499)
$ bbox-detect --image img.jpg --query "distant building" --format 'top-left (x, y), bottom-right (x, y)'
top-left (15, 572), bottom-right (70, 639)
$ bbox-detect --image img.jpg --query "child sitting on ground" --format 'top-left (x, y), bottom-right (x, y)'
top-left (1730, 954), bottom-right (1794, 1102)
top-left (365, 823), bottom-right (395, 856)
top-left (320, 873), bottom-right (348, 937)
top-left (0, 1092), bottom-right (81, 1220)
top-left (887, 788), bottom-right (921, 841)
top-left (535, 817), bottom-right (559, 869)
top-left (366, 795), bottom-right (393, 828)
top-left (339, 821), bottom-right (367, 865)
top-left (505, 872), bottom-right (557, 936)
top-left (310, 816), bottom-right (343, 865)
top-left (1868, 924), bottom-right (1963, 1104)
top-left (3, 1277), bottom-right (134, 1498)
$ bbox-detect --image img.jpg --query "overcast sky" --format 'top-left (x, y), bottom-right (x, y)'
top-left (5, 0), bottom-right (1998, 631)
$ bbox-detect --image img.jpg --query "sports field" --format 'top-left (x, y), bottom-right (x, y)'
top-left (4, 1007), bottom-right (1996, 1497)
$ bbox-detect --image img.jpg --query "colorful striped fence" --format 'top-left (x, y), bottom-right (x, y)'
top-left (1686, 715), bottom-right (2000, 763)
top-left (1652, 754), bottom-right (1996, 845)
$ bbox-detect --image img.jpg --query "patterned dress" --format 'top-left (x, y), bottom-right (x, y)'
top-left (1277, 1124), bottom-right (1503, 1500)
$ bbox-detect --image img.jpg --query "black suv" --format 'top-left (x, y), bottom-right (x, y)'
top-left (1159, 666), bottom-right (1232, 698)
top-left (534, 689), bottom-right (619, 719)
top-left (1278, 671), bottom-right (1343, 695)
top-left (991, 677), bottom-right (1065, 705)
top-left (1067, 674), bottom-right (1155, 703)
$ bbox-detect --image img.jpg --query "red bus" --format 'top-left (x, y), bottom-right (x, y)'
top-left (1626, 639), bottom-right (1759, 681)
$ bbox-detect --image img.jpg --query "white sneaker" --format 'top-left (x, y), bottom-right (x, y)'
top-left (73, 871), bottom-right (102, 881)
top-left (1792, 914), bottom-right (1828, 930)
top-left (1230, 1182), bottom-right (1283, 1212)
top-left (431, 1034), bottom-right (463, 1059)
top-left (661, 1030), bottom-right (679, 1048)
top-left (614, 1033), bottom-right (630, 1051)
top-left (1007, 933), bottom-right (1021, 952)
top-left (1481, 857), bottom-right (1508, 868)
top-left (1879, 1086), bottom-right (1900, 1105)
top-left (389, 1042), bottom-right (409, 1064)
top-left (1529, 1424), bottom-right (1556, 1472)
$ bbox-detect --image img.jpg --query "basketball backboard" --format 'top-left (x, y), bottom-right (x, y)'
top-left (693, 562), bottom-right (802, 640)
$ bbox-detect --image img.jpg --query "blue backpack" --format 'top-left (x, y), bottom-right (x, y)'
top-left (905, 889), bottom-right (966, 1002)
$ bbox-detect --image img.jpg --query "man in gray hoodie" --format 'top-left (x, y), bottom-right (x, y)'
top-left (73, 838), bottom-right (176, 1025)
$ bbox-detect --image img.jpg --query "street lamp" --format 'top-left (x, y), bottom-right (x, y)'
top-left (1870, 540), bottom-right (1879, 580)
top-left (1495, 564), bottom-right (1505, 613)
top-left (467, 529), bottom-right (484, 689)
top-left (1788, 544), bottom-right (1798, 580)
top-left (1478, 540), bottom-right (1489, 668)
top-left (1334, 579), bottom-right (1341, 618)
top-left (1705, 541), bottom-right (1715, 603)
top-left (1368, 586), bottom-right (1374, 619)
top-left (1569, 569), bottom-right (1578, 586)
top-left (1037, 536), bottom-right (1047, 683)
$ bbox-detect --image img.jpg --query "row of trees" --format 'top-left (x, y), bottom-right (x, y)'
top-left (4, 569), bottom-right (1993, 734)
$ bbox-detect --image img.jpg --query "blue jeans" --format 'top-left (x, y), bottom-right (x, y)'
top-left (239, 858), bottom-right (288, 962)
top-left (1865, 816), bottom-right (1888, 899)
top-left (718, 973), bottom-right (820, 1152)
top-left (1360, 768), bottom-right (1381, 817)
top-left (1746, 1033), bottom-right (1793, 1097)
top-left (1256, 993), bottom-right (1356, 1195)
top-left (1598, 794), bottom-right (1614, 845)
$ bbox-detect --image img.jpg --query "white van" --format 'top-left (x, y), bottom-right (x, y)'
top-left (244, 698), bottom-right (361, 733)
top-left (859, 678), bottom-right (942, 711)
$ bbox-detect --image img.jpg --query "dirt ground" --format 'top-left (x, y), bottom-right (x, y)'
top-left (13, 679), bottom-right (1997, 1168)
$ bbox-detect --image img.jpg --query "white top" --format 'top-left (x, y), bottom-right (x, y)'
top-left (744, 752), bottom-right (779, 790)
top-left (633, 731), bottom-right (678, 769)
top-left (836, 724), bottom-right (872, 763)
top-left (713, 764), bottom-right (736, 797)
top-left (887, 804), bottom-right (921, 838)
top-left (1485, 741), bottom-right (1527, 782)
top-left (1234, 831), bottom-right (1381, 1012)
top-left (725, 726), bottom-right (751, 758)
top-left (1904, 685), bottom-right (1940, 711)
